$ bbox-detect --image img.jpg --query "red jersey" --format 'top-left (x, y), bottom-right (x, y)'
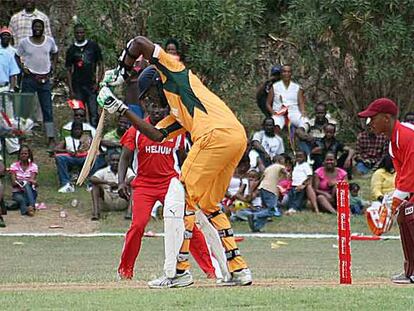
top-left (389, 120), bottom-right (414, 192)
top-left (120, 117), bottom-right (184, 188)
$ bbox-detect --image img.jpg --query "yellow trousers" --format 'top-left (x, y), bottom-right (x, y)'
top-left (177, 127), bottom-right (248, 272)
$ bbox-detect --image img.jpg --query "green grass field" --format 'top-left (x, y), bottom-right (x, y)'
top-left (0, 236), bottom-right (412, 310)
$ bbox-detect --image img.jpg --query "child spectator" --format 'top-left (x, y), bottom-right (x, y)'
top-left (313, 152), bottom-right (347, 213)
top-left (370, 154), bottom-right (395, 202)
top-left (222, 158), bottom-right (249, 216)
top-left (277, 154), bottom-right (293, 208)
top-left (286, 150), bottom-right (318, 214)
top-left (10, 145), bottom-right (38, 217)
top-left (232, 170), bottom-right (262, 222)
top-left (349, 183), bottom-right (364, 215)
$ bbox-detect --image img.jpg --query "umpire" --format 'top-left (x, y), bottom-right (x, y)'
top-left (359, 98), bottom-right (414, 284)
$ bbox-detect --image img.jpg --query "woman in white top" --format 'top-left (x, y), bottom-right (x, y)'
top-left (266, 64), bottom-right (307, 131)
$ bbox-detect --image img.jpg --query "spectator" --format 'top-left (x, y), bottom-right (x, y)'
top-left (277, 153), bottom-right (293, 208)
top-left (232, 169), bottom-right (262, 221)
top-left (298, 103), bottom-right (338, 155)
top-left (256, 65), bottom-right (281, 117)
top-left (61, 100), bottom-right (96, 138)
top-left (310, 123), bottom-right (354, 173)
top-left (246, 140), bottom-right (265, 173)
top-left (248, 161), bottom-right (286, 232)
top-left (313, 152), bottom-right (348, 213)
top-left (404, 112), bottom-right (414, 125)
top-left (370, 154), bottom-right (395, 202)
top-left (100, 116), bottom-right (131, 155)
top-left (65, 23), bottom-right (104, 127)
top-left (8, 0), bottom-right (52, 46)
top-left (9, 144), bottom-right (38, 217)
top-left (89, 151), bottom-right (134, 220)
top-left (0, 156), bottom-right (5, 227)
top-left (53, 121), bottom-right (91, 193)
top-left (0, 27), bottom-right (17, 56)
top-left (286, 150), bottom-right (318, 214)
top-left (251, 117), bottom-right (284, 167)
top-left (354, 127), bottom-right (388, 175)
top-left (16, 19), bottom-right (58, 147)
top-left (349, 183), bottom-right (364, 215)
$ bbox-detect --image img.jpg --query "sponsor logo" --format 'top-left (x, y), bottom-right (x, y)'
top-left (145, 145), bottom-right (172, 154)
top-left (405, 206), bottom-right (413, 216)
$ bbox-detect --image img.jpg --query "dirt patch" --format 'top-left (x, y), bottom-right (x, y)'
top-left (0, 205), bottom-right (98, 234)
top-left (0, 278), bottom-right (396, 292)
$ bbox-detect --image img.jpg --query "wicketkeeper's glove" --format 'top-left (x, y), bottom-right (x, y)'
top-left (97, 86), bottom-right (129, 115)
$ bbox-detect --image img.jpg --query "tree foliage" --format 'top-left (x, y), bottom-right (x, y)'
top-left (280, 0), bottom-right (414, 131)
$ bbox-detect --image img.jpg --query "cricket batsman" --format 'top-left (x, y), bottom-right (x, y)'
top-left (359, 98), bottom-right (414, 284)
top-left (97, 36), bottom-right (252, 288)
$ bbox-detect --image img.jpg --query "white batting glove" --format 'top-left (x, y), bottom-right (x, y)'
top-left (100, 69), bottom-right (125, 87)
top-left (97, 86), bottom-right (129, 115)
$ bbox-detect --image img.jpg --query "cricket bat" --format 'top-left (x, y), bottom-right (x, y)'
top-left (76, 109), bottom-right (106, 185)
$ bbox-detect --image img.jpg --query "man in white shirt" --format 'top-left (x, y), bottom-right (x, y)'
top-left (90, 152), bottom-right (134, 220)
top-left (251, 117), bottom-right (285, 167)
top-left (9, 0), bottom-right (52, 46)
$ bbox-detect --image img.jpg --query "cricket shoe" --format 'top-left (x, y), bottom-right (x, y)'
top-left (148, 270), bottom-right (193, 289)
top-left (391, 272), bottom-right (414, 284)
top-left (220, 268), bottom-right (253, 286)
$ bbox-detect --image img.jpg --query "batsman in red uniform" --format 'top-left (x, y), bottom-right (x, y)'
top-left (117, 103), bottom-right (216, 279)
top-left (359, 98), bottom-right (414, 284)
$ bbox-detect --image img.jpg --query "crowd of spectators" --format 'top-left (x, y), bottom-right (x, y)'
top-left (0, 1), bottom-right (408, 231)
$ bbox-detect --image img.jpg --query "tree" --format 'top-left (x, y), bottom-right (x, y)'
top-left (280, 0), bottom-right (414, 133)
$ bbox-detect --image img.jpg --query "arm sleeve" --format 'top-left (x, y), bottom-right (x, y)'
top-left (65, 47), bottom-right (73, 68)
top-left (251, 131), bottom-right (263, 143)
top-left (92, 168), bottom-right (105, 179)
top-left (395, 137), bottom-right (414, 192)
top-left (9, 55), bottom-right (20, 76)
top-left (50, 37), bottom-right (58, 53)
top-left (119, 127), bottom-right (137, 151)
top-left (16, 41), bottom-right (24, 57)
top-left (156, 114), bottom-right (186, 141)
top-left (95, 43), bottom-right (103, 62)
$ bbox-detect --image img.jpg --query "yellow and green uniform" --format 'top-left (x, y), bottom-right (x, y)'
top-left (152, 45), bottom-right (248, 272)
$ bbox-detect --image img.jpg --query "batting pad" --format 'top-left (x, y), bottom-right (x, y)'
top-left (163, 178), bottom-right (185, 278)
top-left (196, 210), bottom-right (231, 281)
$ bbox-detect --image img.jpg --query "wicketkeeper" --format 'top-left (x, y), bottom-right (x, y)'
top-left (98, 36), bottom-right (252, 288)
top-left (359, 98), bottom-right (414, 284)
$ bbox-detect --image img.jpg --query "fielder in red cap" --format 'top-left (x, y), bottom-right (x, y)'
top-left (359, 97), bottom-right (414, 284)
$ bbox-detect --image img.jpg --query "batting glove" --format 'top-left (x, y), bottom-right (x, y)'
top-left (100, 69), bottom-right (125, 87)
top-left (97, 86), bottom-right (129, 115)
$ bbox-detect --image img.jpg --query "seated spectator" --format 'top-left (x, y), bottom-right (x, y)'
top-left (311, 123), bottom-right (354, 175)
top-left (53, 121), bottom-right (92, 193)
top-left (61, 100), bottom-right (96, 138)
top-left (251, 117), bottom-right (284, 167)
top-left (370, 154), bottom-right (395, 202)
top-left (354, 128), bottom-right (388, 175)
top-left (248, 161), bottom-right (286, 232)
top-left (404, 112), bottom-right (414, 124)
top-left (247, 140), bottom-right (265, 173)
top-left (286, 150), bottom-right (318, 214)
top-left (9, 145), bottom-right (38, 217)
top-left (277, 154), bottom-right (293, 208)
top-left (89, 152), bottom-right (134, 221)
top-left (256, 65), bottom-right (281, 117)
top-left (313, 152), bottom-right (348, 213)
top-left (0, 156), bottom-right (5, 227)
top-left (349, 183), bottom-right (365, 215)
top-left (100, 116), bottom-right (131, 155)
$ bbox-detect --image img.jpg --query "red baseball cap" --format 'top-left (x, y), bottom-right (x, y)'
top-left (0, 27), bottom-right (12, 35)
top-left (358, 98), bottom-right (398, 118)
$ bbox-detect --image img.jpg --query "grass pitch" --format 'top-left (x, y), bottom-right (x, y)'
top-left (0, 236), bottom-right (412, 310)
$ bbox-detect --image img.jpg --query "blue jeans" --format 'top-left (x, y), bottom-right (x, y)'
top-left (12, 183), bottom-right (37, 215)
top-left (73, 84), bottom-right (98, 127)
top-left (249, 189), bottom-right (280, 231)
top-left (355, 161), bottom-right (370, 175)
top-left (287, 186), bottom-right (306, 211)
top-left (21, 75), bottom-right (54, 137)
top-left (55, 154), bottom-right (104, 186)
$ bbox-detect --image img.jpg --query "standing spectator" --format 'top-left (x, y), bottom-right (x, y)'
top-left (65, 23), bottom-right (104, 127)
top-left (8, 0), bottom-right (52, 46)
top-left (313, 152), bottom-right (348, 213)
top-left (251, 117), bottom-right (284, 167)
top-left (89, 152), bottom-right (134, 220)
top-left (0, 156), bottom-right (6, 227)
top-left (53, 121), bottom-right (91, 193)
top-left (16, 19), bottom-right (58, 147)
top-left (10, 145), bottom-right (38, 217)
top-left (370, 154), bottom-right (395, 202)
top-left (100, 116), bottom-right (131, 155)
top-left (286, 150), bottom-right (318, 214)
top-left (256, 65), bottom-right (281, 117)
top-left (0, 27), bottom-right (17, 56)
top-left (354, 128), bottom-right (388, 175)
